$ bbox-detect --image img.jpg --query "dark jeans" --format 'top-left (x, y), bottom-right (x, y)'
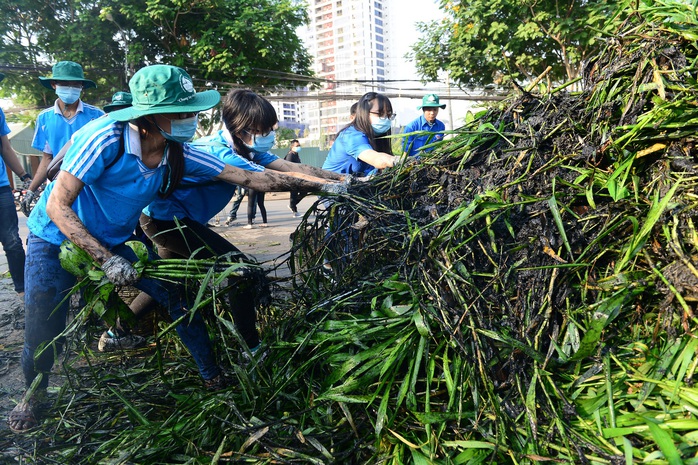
top-left (289, 191), bottom-right (307, 213)
top-left (139, 214), bottom-right (260, 348)
top-left (247, 190), bottom-right (266, 224)
top-left (22, 233), bottom-right (220, 388)
top-left (0, 186), bottom-right (25, 293)
top-left (227, 185), bottom-right (245, 220)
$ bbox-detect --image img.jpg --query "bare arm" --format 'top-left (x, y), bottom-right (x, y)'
top-left (264, 158), bottom-right (345, 181)
top-left (215, 164), bottom-right (340, 192)
top-left (0, 135), bottom-right (30, 179)
top-left (27, 152), bottom-right (52, 191)
top-left (357, 149), bottom-right (397, 169)
top-left (46, 171), bottom-right (112, 265)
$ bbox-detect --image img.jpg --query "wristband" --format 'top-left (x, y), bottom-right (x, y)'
top-left (20, 173), bottom-right (31, 181)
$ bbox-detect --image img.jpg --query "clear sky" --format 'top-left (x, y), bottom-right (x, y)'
top-left (390, 0), bottom-right (445, 81)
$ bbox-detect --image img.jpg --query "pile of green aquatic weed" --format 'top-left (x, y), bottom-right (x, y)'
top-left (286, 0), bottom-right (698, 462)
top-left (12, 0), bottom-right (698, 463)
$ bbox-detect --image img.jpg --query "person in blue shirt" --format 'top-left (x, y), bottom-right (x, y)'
top-left (21, 61), bottom-right (104, 215)
top-left (8, 66), bottom-right (345, 433)
top-left (0, 72), bottom-right (33, 297)
top-left (322, 91), bottom-right (399, 176)
top-left (402, 93), bottom-right (447, 157)
top-left (132, 89), bottom-right (345, 356)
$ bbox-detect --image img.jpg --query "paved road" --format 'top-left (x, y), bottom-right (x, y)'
top-left (0, 192), bottom-right (318, 280)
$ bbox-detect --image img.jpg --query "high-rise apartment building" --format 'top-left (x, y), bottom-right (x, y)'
top-left (299, 0), bottom-right (391, 146)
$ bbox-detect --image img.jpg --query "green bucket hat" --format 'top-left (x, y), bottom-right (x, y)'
top-left (103, 91), bottom-right (133, 113)
top-left (417, 93), bottom-right (446, 110)
top-left (107, 65), bottom-right (221, 122)
top-left (38, 61), bottom-right (97, 89)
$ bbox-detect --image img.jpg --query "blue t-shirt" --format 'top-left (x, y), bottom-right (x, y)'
top-left (322, 126), bottom-right (375, 175)
top-left (28, 117), bottom-right (226, 248)
top-left (144, 130), bottom-right (275, 224)
top-left (0, 108), bottom-right (11, 188)
top-left (32, 99), bottom-right (104, 155)
top-left (402, 115), bottom-right (445, 156)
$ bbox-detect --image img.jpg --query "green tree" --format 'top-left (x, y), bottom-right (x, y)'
top-left (410, 0), bottom-right (625, 89)
top-left (0, 0), bottom-right (314, 114)
top-left (104, 0), bottom-right (313, 89)
top-left (275, 126), bottom-right (298, 149)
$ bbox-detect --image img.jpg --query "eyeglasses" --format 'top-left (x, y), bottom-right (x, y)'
top-left (370, 111), bottom-right (397, 121)
top-left (242, 129), bottom-right (274, 142)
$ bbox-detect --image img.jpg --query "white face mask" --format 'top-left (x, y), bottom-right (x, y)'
top-left (55, 85), bottom-right (82, 105)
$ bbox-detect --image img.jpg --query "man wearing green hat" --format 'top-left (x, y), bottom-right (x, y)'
top-left (0, 71), bottom-right (32, 298)
top-left (21, 61), bottom-right (104, 216)
top-left (103, 91), bottom-right (133, 113)
top-left (402, 93), bottom-right (447, 157)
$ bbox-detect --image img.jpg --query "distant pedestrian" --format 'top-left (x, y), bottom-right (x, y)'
top-left (103, 91), bottom-right (132, 113)
top-left (284, 139), bottom-right (305, 217)
top-left (402, 93), bottom-right (446, 157)
top-left (244, 189), bottom-right (267, 228)
top-left (21, 61), bottom-right (104, 216)
top-left (0, 72), bottom-right (32, 296)
top-left (224, 185), bottom-right (246, 226)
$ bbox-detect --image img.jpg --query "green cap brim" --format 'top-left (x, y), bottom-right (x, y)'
top-left (107, 89), bottom-right (221, 121)
top-left (103, 103), bottom-right (132, 113)
top-left (39, 76), bottom-right (97, 90)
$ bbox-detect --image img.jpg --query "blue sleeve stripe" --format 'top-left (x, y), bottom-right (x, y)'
top-left (64, 125), bottom-right (122, 178)
top-left (185, 145), bottom-right (226, 172)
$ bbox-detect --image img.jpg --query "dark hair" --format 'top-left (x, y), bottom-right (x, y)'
top-left (290, 139), bottom-right (299, 147)
top-left (221, 89), bottom-right (278, 159)
top-left (135, 116), bottom-right (184, 198)
top-left (340, 92), bottom-right (393, 154)
top-left (350, 102), bottom-right (358, 116)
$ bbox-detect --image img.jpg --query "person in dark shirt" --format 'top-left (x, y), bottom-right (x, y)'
top-left (284, 139), bottom-right (304, 217)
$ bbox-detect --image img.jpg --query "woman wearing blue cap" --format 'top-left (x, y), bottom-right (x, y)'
top-left (8, 65), bottom-right (344, 433)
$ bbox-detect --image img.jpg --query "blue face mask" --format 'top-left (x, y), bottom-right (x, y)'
top-left (159, 115), bottom-right (198, 143)
top-left (371, 117), bottom-right (392, 135)
top-left (295, 146), bottom-right (302, 153)
top-left (244, 130), bottom-right (276, 153)
top-left (55, 85), bottom-right (82, 105)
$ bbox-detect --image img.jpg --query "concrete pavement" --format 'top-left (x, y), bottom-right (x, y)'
top-left (0, 192), bottom-right (318, 280)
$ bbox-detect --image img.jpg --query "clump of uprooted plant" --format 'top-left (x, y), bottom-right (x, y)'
top-left (14, 1), bottom-right (698, 463)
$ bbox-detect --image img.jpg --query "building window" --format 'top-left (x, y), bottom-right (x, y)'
top-left (377, 69), bottom-right (384, 76)
top-left (376, 44), bottom-right (383, 51)
top-left (377, 60), bottom-right (384, 67)
top-left (376, 51), bottom-right (384, 59)
top-left (374, 1), bottom-right (382, 10)
top-left (376, 35), bottom-right (383, 43)
top-left (375, 18), bottom-right (383, 27)
top-left (376, 27), bottom-right (383, 35)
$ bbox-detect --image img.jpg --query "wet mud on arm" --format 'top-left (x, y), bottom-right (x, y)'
top-left (45, 171), bottom-right (113, 265)
top-left (215, 164), bottom-right (340, 192)
top-left (264, 159), bottom-right (345, 181)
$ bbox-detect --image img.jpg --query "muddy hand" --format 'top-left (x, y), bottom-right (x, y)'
top-left (102, 255), bottom-right (139, 286)
top-left (320, 182), bottom-right (348, 195)
top-left (20, 190), bottom-right (37, 217)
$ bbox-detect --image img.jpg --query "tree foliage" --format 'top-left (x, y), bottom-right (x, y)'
top-left (410, 0), bottom-right (626, 89)
top-left (0, 0), bottom-right (314, 113)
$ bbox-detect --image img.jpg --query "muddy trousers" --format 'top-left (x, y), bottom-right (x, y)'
top-left (0, 186), bottom-right (25, 293)
top-left (21, 233), bottom-right (220, 389)
top-left (139, 214), bottom-right (260, 349)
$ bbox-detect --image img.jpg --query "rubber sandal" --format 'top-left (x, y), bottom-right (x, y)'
top-left (7, 397), bottom-right (41, 433)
